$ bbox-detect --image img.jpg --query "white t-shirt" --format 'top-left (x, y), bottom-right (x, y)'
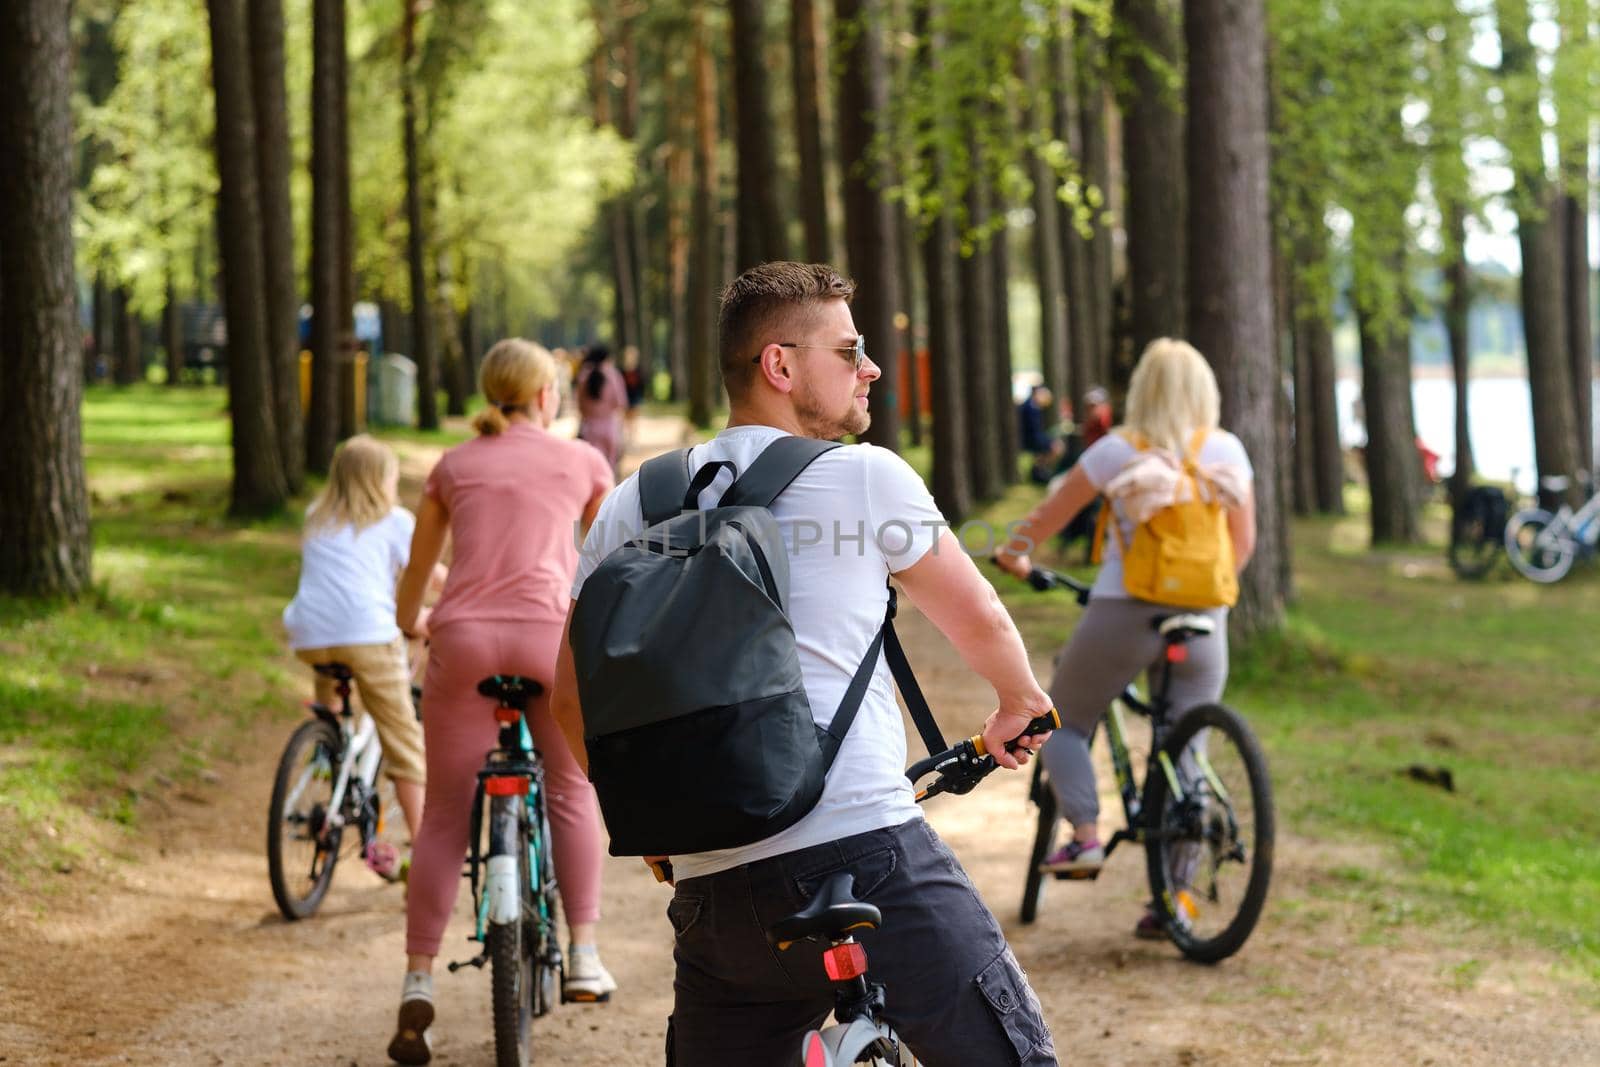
top-left (282, 506), bottom-right (415, 650)
top-left (1079, 429), bottom-right (1253, 600)
top-left (571, 425), bottom-right (946, 881)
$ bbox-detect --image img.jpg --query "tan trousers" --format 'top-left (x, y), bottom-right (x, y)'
top-left (295, 637), bottom-right (426, 785)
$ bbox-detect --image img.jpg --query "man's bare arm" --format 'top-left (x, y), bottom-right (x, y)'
top-left (549, 602), bottom-right (589, 776)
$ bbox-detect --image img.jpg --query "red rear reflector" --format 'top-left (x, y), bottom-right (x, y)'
top-left (804, 1031), bottom-right (829, 1067)
top-left (484, 776), bottom-right (529, 796)
top-left (494, 707), bottom-right (521, 725)
top-left (1166, 643), bottom-right (1188, 664)
top-left (822, 941), bottom-right (868, 981)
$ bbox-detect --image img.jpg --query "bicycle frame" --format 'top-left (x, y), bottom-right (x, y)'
top-left (1544, 491), bottom-right (1600, 551)
top-left (284, 683), bottom-right (381, 841)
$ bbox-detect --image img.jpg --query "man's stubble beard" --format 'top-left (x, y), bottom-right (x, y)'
top-left (794, 381), bottom-right (870, 441)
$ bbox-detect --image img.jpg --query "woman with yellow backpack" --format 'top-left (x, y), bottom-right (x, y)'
top-left (995, 337), bottom-right (1256, 939)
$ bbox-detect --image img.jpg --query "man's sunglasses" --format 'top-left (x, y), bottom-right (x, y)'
top-left (751, 336), bottom-right (868, 373)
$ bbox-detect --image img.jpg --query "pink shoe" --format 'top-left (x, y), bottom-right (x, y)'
top-left (364, 840), bottom-right (403, 882)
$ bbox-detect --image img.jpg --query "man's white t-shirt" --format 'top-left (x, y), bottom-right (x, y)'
top-left (283, 506), bottom-right (415, 650)
top-left (571, 425), bottom-right (946, 881)
top-left (1078, 429), bottom-right (1253, 600)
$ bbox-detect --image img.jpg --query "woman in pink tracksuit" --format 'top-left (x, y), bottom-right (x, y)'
top-left (387, 338), bottom-right (615, 1065)
top-left (575, 344), bottom-right (629, 475)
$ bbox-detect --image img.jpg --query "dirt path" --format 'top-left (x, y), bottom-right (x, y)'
top-left (4, 417), bottom-right (1596, 1066)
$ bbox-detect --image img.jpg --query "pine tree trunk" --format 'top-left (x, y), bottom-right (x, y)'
top-left (666, 59), bottom-right (693, 403)
top-left (163, 276), bottom-right (184, 386)
top-left (792, 0), bottom-right (834, 264)
top-left (835, 0), bottom-right (900, 448)
top-left (401, 0), bottom-right (438, 430)
top-left (307, 0), bottom-right (343, 472)
top-left (113, 286), bottom-right (138, 385)
top-left (1118, 0), bottom-right (1186, 356)
top-left (591, 18), bottom-right (640, 356)
top-left (1288, 266), bottom-right (1314, 516)
top-left (731, 0), bottom-right (789, 269)
top-left (1077, 14), bottom-right (1114, 390)
top-left (1355, 293), bottom-right (1421, 543)
top-left (1444, 204), bottom-right (1474, 502)
top-left (0, 0), bottom-right (92, 596)
top-left (1184, 0), bottom-right (1284, 637)
top-left (1306, 295), bottom-right (1344, 514)
top-left (1051, 14), bottom-right (1096, 408)
top-left (248, 0), bottom-right (303, 492)
top-left (1023, 44), bottom-right (1068, 409)
top-left (687, 5), bottom-right (720, 428)
top-left (960, 137), bottom-right (1003, 501)
top-left (1520, 184), bottom-right (1582, 508)
top-left (1564, 192), bottom-right (1593, 475)
top-left (91, 271), bottom-right (109, 383)
top-left (206, 0), bottom-right (290, 516)
top-left (990, 213), bottom-right (1018, 485)
top-left (618, 12), bottom-right (653, 379)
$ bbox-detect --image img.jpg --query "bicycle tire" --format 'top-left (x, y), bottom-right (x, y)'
top-left (1504, 508), bottom-right (1576, 583)
top-left (1019, 765), bottom-right (1058, 925)
top-left (488, 794), bottom-right (534, 1067)
top-left (1142, 703), bottom-right (1274, 964)
top-left (531, 787), bottom-right (561, 1018)
top-left (267, 718), bottom-right (342, 921)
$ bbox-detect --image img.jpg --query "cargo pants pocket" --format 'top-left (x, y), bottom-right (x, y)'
top-left (974, 947), bottom-right (1056, 1063)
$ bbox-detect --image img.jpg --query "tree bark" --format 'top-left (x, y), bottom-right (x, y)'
top-left (1306, 291), bottom-right (1344, 514)
top-left (591, 15), bottom-right (641, 357)
top-left (0, 0), bottom-right (92, 595)
top-left (1077, 13), bottom-right (1114, 390)
top-left (1117, 0), bottom-right (1186, 357)
top-left (112, 286), bottom-right (139, 385)
top-left (687, 5), bottom-right (721, 428)
top-left (402, 0), bottom-right (438, 430)
top-left (1184, 0), bottom-right (1284, 636)
top-left (90, 271), bottom-right (109, 383)
top-left (163, 276), bottom-right (184, 386)
top-left (1520, 184), bottom-right (1583, 508)
top-left (792, 0), bottom-right (834, 264)
top-left (989, 208), bottom-right (1018, 485)
top-left (1022, 44), bottom-right (1068, 408)
top-left (1287, 262), bottom-right (1315, 516)
top-left (307, 0), bottom-right (343, 472)
top-left (1444, 204), bottom-right (1474, 502)
top-left (1564, 192), bottom-right (1593, 475)
top-left (913, 5), bottom-right (970, 517)
top-left (1355, 288), bottom-right (1422, 543)
top-left (835, 0), bottom-right (900, 448)
top-left (248, 0), bottom-right (303, 492)
top-left (1051, 13), bottom-right (1096, 408)
top-left (618, 9), bottom-right (653, 379)
top-left (960, 135), bottom-right (1003, 501)
top-left (895, 202), bottom-right (923, 447)
top-left (206, 0), bottom-right (290, 516)
top-left (731, 0), bottom-right (790, 269)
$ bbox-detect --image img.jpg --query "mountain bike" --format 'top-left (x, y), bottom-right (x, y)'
top-left (444, 674), bottom-right (564, 1067)
top-left (267, 661), bottom-right (408, 920)
top-left (1504, 474), bottom-right (1600, 583)
top-left (1012, 567), bottom-right (1274, 964)
top-left (767, 709), bottom-right (1061, 1066)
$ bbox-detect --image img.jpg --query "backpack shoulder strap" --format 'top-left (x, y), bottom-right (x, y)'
top-left (718, 436), bottom-right (840, 508)
top-left (639, 448), bottom-right (693, 526)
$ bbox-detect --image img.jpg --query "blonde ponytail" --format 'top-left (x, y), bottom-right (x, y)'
top-left (473, 338), bottom-right (558, 435)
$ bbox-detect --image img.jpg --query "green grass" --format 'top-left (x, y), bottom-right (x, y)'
top-left (982, 490), bottom-right (1600, 984)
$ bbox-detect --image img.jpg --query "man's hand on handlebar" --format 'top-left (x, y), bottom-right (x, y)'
top-left (993, 549), bottom-right (1031, 582)
top-left (982, 700), bottom-right (1053, 770)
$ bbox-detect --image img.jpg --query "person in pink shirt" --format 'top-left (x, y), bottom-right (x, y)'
top-left (575, 345), bottom-right (629, 475)
top-left (388, 338), bottom-right (615, 1065)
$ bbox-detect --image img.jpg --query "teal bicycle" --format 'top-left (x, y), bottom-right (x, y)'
top-left (446, 675), bottom-right (564, 1067)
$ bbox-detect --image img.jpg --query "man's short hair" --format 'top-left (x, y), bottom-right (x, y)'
top-left (719, 262), bottom-right (855, 401)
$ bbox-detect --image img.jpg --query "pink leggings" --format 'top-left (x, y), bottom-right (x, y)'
top-left (406, 619), bottom-right (604, 956)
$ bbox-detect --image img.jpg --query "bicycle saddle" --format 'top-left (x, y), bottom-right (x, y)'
top-left (1156, 614), bottom-right (1215, 642)
top-left (769, 871), bottom-right (882, 948)
top-left (312, 662), bottom-right (354, 682)
top-left (476, 674), bottom-right (543, 711)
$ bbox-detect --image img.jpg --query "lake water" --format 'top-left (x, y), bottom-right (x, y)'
top-left (1335, 377), bottom-right (1600, 495)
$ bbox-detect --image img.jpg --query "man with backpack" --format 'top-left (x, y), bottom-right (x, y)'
top-left (550, 262), bottom-right (1058, 1065)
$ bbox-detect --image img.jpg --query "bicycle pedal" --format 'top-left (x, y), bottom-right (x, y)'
top-left (446, 953), bottom-right (488, 973)
top-left (561, 990), bottom-right (611, 1004)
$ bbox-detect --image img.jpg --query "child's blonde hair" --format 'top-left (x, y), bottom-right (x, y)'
top-left (1120, 337), bottom-right (1222, 455)
top-left (473, 338), bottom-right (561, 435)
top-left (306, 434), bottom-right (398, 534)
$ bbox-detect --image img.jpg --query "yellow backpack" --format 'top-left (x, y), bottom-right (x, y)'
top-left (1092, 429), bottom-right (1238, 609)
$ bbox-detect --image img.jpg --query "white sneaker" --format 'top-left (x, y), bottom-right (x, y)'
top-left (562, 944), bottom-right (617, 1003)
top-left (387, 971), bottom-right (434, 1064)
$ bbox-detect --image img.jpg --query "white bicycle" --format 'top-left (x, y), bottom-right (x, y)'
top-left (1504, 474), bottom-right (1600, 583)
top-left (267, 661), bottom-right (408, 920)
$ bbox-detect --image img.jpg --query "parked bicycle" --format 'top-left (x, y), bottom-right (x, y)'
top-left (266, 661), bottom-right (408, 920)
top-left (444, 674), bottom-right (564, 1067)
top-left (1010, 567), bottom-right (1273, 964)
top-left (767, 709), bottom-right (1060, 1066)
top-left (1504, 474), bottom-right (1600, 583)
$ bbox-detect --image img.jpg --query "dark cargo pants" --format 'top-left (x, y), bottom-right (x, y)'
top-left (665, 818), bottom-right (1057, 1066)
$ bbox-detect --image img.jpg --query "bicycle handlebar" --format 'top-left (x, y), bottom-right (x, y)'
top-left (905, 708), bottom-right (1061, 803)
top-left (990, 556), bottom-right (1091, 605)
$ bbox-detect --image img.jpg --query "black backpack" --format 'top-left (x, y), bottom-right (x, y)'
top-left (569, 436), bottom-right (942, 857)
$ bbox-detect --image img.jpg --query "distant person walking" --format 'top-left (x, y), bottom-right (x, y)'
top-left (576, 345), bottom-right (629, 474)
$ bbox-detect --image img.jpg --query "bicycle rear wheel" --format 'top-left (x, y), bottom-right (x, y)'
top-left (488, 798), bottom-right (534, 1067)
top-left (1142, 703), bottom-right (1273, 963)
top-left (1019, 764), bottom-right (1058, 925)
top-left (1505, 509), bottom-right (1577, 583)
top-left (267, 719), bottom-right (342, 920)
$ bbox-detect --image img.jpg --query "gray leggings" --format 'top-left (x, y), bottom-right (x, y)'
top-left (1040, 596), bottom-right (1229, 828)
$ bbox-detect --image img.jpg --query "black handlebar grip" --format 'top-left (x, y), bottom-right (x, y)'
top-left (1027, 568), bottom-right (1056, 592)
